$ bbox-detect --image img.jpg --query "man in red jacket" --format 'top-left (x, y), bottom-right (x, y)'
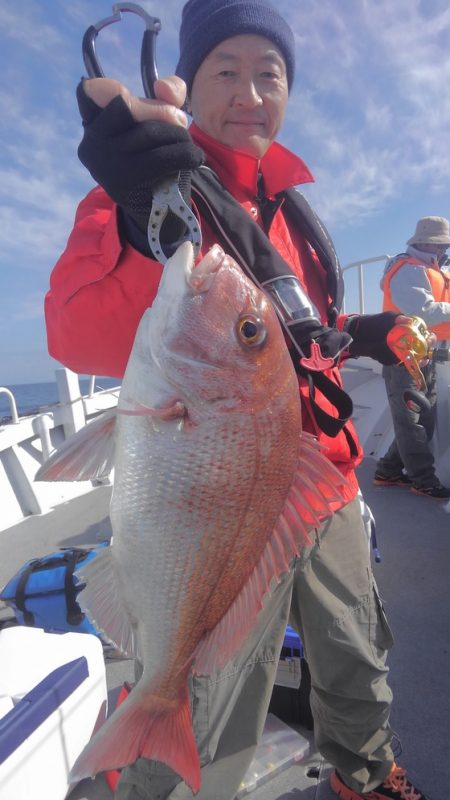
top-left (45, 2), bottom-right (429, 799)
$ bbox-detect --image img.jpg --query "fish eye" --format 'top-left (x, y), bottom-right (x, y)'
top-left (236, 314), bottom-right (267, 347)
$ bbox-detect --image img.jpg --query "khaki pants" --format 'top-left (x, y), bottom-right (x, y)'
top-left (117, 498), bottom-right (395, 799)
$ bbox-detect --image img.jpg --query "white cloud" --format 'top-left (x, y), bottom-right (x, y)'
top-left (0, 78), bottom-right (90, 270)
top-left (0, 194), bottom-right (83, 267)
top-left (2, 0), bottom-right (450, 383)
top-left (2, 0), bottom-right (449, 238)
top-left (0, 4), bottom-right (61, 54)
top-left (280, 0), bottom-right (450, 228)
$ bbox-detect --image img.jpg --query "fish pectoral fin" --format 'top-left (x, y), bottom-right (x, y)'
top-left (35, 409), bottom-right (116, 482)
top-left (152, 400), bottom-right (187, 421)
top-left (70, 683), bottom-right (201, 794)
top-left (76, 546), bottom-right (136, 658)
top-left (193, 432), bottom-right (348, 676)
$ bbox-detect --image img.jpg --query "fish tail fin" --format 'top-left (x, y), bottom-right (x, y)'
top-left (70, 685), bottom-right (201, 794)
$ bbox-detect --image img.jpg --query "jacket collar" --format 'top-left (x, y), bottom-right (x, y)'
top-left (189, 122), bottom-right (314, 200)
top-left (406, 244), bottom-right (439, 267)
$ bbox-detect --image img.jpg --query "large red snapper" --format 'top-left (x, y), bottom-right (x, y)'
top-left (38, 242), bottom-right (346, 793)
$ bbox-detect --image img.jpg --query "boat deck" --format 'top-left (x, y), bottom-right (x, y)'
top-left (1, 458), bottom-right (449, 800)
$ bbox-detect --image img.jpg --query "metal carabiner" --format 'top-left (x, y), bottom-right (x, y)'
top-left (81, 3), bottom-right (202, 265)
top-left (82, 2), bottom-right (161, 99)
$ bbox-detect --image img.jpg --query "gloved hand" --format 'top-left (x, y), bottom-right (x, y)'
top-left (291, 319), bottom-right (353, 363)
top-left (344, 312), bottom-right (400, 365)
top-left (290, 319), bottom-right (354, 437)
top-left (76, 79), bottom-right (204, 252)
top-left (263, 278), bottom-right (352, 367)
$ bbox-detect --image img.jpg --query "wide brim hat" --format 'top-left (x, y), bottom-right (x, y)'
top-left (407, 216), bottom-right (450, 246)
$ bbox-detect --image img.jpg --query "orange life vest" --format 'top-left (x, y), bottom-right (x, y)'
top-left (382, 255), bottom-right (450, 340)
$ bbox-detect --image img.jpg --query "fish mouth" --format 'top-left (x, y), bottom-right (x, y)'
top-left (186, 245), bottom-right (227, 293)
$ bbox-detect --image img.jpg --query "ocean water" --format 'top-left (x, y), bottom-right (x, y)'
top-left (0, 377), bottom-right (120, 422)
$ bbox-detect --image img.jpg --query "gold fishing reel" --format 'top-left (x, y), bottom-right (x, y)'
top-left (386, 316), bottom-right (431, 390)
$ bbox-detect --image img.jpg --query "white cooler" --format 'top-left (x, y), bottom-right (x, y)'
top-left (0, 626), bottom-right (107, 800)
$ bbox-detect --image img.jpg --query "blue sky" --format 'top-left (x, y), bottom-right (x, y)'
top-left (1, 0), bottom-right (450, 385)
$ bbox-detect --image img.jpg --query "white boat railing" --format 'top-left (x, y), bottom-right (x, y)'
top-left (87, 374), bottom-right (96, 398)
top-left (0, 388), bottom-right (19, 425)
top-left (342, 255), bottom-right (391, 314)
top-left (0, 369), bottom-right (120, 532)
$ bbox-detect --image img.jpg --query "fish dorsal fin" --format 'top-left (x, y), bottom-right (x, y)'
top-left (193, 432), bottom-right (347, 676)
top-left (76, 545), bottom-right (136, 658)
top-left (35, 409), bottom-right (116, 482)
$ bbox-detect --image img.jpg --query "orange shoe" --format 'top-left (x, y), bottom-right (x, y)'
top-left (411, 483), bottom-right (450, 499)
top-left (373, 472), bottom-right (412, 488)
top-left (330, 764), bottom-right (428, 799)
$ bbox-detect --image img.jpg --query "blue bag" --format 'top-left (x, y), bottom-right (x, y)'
top-left (0, 543), bottom-right (109, 637)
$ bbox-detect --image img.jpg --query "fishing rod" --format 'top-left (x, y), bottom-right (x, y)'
top-left (386, 315), bottom-right (450, 390)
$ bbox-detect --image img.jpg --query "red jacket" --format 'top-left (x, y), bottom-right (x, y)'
top-left (45, 123), bottom-right (362, 504)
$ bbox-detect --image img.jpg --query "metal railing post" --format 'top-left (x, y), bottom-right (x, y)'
top-left (56, 368), bottom-right (86, 437)
top-left (342, 255), bottom-right (391, 315)
top-left (0, 388), bottom-right (19, 424)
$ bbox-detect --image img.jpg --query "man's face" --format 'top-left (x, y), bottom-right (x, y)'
top-left (189, 34), bottom-right (289, 159)
top-left (418, 242), bottom-right (449, 260)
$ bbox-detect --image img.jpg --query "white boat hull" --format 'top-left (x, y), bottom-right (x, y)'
top-left (0, 627), bottom-right (107, 800)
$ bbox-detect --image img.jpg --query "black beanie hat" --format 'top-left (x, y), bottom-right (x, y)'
top-left (176, 0), bottom-right (295, 94)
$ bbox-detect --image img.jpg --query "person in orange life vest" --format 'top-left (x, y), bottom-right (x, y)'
top-left (45, 2), bottom-right (430, 799)
top-left (375, 216), bottom-right (450, 500)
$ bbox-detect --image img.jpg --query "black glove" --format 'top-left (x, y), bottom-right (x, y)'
top-left (291, 319), bottom-right (353, 362)
top-left (344, 312), bottom-right (400, 365)
top-left (76, 81), bottom-right (204, 253)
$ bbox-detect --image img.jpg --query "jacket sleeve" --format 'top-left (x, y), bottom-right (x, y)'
top-left (45, 186), bottom-right (164, 378)
top-left (389, 264), bottom-right (450, 330)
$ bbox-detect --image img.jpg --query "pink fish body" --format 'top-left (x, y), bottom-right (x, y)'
top-left (41, 243), bottom-right (346, 793)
